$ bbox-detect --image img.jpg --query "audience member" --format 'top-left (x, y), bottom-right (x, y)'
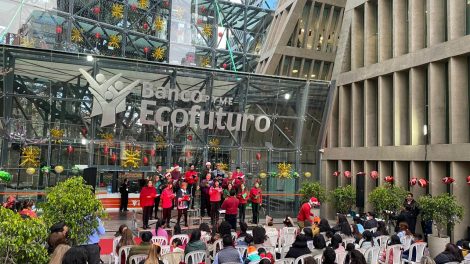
top-left (19, 199), bottom-right (37, 218)
top-left (304, 227), bottom-right (314, 241)
top-left (332, 214), bottom-right (352, 237)
top-left (397, 222), bottom-right (413, 243)
top-left (322, 247), bottom-right (337, 264)
top-left (319, 218), bottom-right (331, 233)
top-left (364, 212), bottom-right (378, 229)
top-left (61, 246), bottom-right (88, 264)
top-left (142, 243), bottom-right (163, 264)
top-left (199, 223), bottom-right (212, 237)
top-left (331, 234), bottom-right (345, 254)
top-left (379, 234), bottom-right (402, 264)
top-left (285, 234), bottom-right (312, 259)
top-left (353, 216), bottom-right (364, 234)
top-left (374, 221), bottom-right (389, 237)
top-left (347, 249), bottom-right (367, 264)
top-left (245, 246), bottom-right (261, 264)
top-left (434, 243), bottom-right (463, 264)
top-left (351, 224), bottom-right (363, 243)
top-left (115, 224), bottom-right (128, 237)
top-left (171, 238), bottom-right (184, 253)
top-left (283, 216), bottom-right (294, 227)
top-left (359, 230), bottom-right (374, 249)
top-left (48, 235), bottom-right (71, 264)
top-left (153, 219), bottom-right (168, 241)
top-left (185, 230), bottom-right (207, 255)
top-left (128, 231), bottom-right (153, 263)
top-left (117, 228), bottom-right (135, 263)
top-left (214, 235), bottom-right (243, 264)
top-left (253, 226), bottom-right (271, 248)
top-left (311, 234), bottom-right (327, 257)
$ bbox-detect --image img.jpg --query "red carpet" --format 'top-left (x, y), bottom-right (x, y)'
top-left (99, 237), bottom-right (142, 255)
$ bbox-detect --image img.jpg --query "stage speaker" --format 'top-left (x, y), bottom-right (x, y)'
top-left (83, 167), bottom-right (97, 192)
top-left (356, 173), bottom-right (365, 208)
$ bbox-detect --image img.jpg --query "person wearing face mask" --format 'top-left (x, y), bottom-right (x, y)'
top-left (250, 180), bottom-right (262, 224)
top-left (403, 192), bottom-right (420, 233)
top-left (184, 164), bottom-right (199, 209)
top-left (140, 180), bottom-right (157, 229)
top-left (364, 212), bottom-right (378, 229)
top-left (161, 182), bottom-right (176, 228)
top-left (19, 199), bottom-right (37, 218)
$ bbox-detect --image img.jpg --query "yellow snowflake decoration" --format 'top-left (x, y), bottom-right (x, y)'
top-left (277, 162), bottom-right (292, 178)
top-left (209, 138), bottom-right (220, 151)
top-left (50, 128), bottom-right (65, 144)
top-left (202, 24), bottom-right (212, 37)
top-left (138, 0), bottom-right (149, 9)
top-left (20, 146), bottom-right (40, 168)
top-left (154, 135), bottom-right (166, 150)
top-left (122, 148), bottom-right (141, 169)
top-left (20, 37), bottom-right (35, 48)
top-left (154, 17), bottom-right (164, 32)
top-left (108, 35), bottom-right (121, 49)
top-left (218, 163), bottom-right (228, 171)
top-left (111, 3), bottom-right (124, 19)
top-left (99, 133), bottom-right (114, 143)
top-left (152, 47), bottom-right (165, 60)
top-left (71, 28), bottom-right (83, 43)
top-left (201, 56), bottom-right (211, 67)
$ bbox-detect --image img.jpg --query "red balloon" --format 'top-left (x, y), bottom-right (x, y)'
top-left (187, 135), bottom-right (193, 141)
top-left (143, 156), bottom-right (149, 165)
top-left (410, 178), bottom-right (417, 186)
top-left (222, 63), bottom-right (228, 69)
top-left (418, 178), bottom-right (428, 188)
top-left (143, 22), bottom-right (149, 30)
top-left (442, 177), bottom-right (455, 184)
top-left (103, 145), bottom-right (109, 155)
top-left (370, 170), bottom-right (379, 179)
top-left (333, 171), bottom-right (341, 177)
top-left (143, 47), bottom-right (149, 53)
top-left (218, 32), bottom-right (223, 37)
top-left (66, 145), bottom-right (74, 154)
top-left (467, 175), bottom-right (470, 185)
top-left (255, 153), bottom-right (261, 160)
top-left (150, 149), bottom-right (156, 157)
top-left (95, 32), bottom-right (101, 39)
top-left (111, 153), bottom-right (117, 163)
top-left (56, 26), bottom-right (63, 34)
top-left (344, 171), bottom-right (351, 178)
top-left (92, 6), bottom-right (101, 15)
top-left (130, 3), bottom-right (137, 11)
top-left (385, 176), bottom-right (394, 183)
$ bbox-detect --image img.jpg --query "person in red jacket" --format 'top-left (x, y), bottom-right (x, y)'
top-left (237, 183), bottom-right (249, 223)
top-left (209, 180), bottom-right (223, 226)
top-left (140, 180), bottom-right (157, 229)
top-left (161, 182), bottom-right (176, 228)
top-left (250, 181), bottom-right (262, 224)
top-left (184, 164), bottom-right (198, 209)
top-left (221, 189), bottom-right (239, 230)
top-left (297, 197), bottom-right (320, 228)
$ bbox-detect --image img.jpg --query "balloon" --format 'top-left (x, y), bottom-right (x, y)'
top-left (441, 177), bottom-right (455, 184)
top-left (143, 156), bottom-right (149, 166)
top-left (467, 175), bottom-right (470, 185)
top-left (0, 171), bottom-right (11, 182)
top-left (304, 172), bottom-right (312, 178)
top-left (41, 166), bottom-right (51, 173)
top-left (418, 178), bottom-right (428, 187)
top-left (143, 47), bottom-right (149, 53)
top-left (56, 26), bottom-right (63, 34)
top-left (333, 171), bottom-right (340, 177)
top-left (92, 6), bottom-right (101, 14)
top-left (218, 32), bottom-right (223, 37)
top-left (150, 149), bottom-right (156, 157)
top-left (111, 153), bottom-right (118, 163)
top-left (143, 22), bottom-right (149, 30)
top-left (344, 171), bottom-right (351, 178)
top-left (259, 172), bottom-right (267, 179)
top-left (255, 153), bottom-right (261, 160)
top-left (410, 178), bottom-right (417, 186)
top-left (222, 63), bottom-right (228, 69)
top-left (26, 167), bottom-right (36, 175)
top-left (385, 176), bottom-right (394, 183)
top-left (95, 32), bottom-right (101, 39)
top-left (54, 165), bottom-right (64, 174)
top-left (71, 166), bottom-right (80, 175)
top-left (66, 145), bottom-right (74, 154)
top-left (187, 135), bottom-right (193, 141)
top-left (103, 145), bottom-right (109, 155)
top-left (370, 170), bottom-right (379, 179)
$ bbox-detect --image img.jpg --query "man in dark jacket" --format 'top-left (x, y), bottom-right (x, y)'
top-left (403, 193), bottom-right (420, 233)
top-left (119, 178), bottom-right (129, 212)
top-left (214, 235), bottom-right (243, 264)
top-left (364, 212), bottom-right (378, 229)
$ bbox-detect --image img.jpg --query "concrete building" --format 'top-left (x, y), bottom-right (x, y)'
top-left (256, 0), bottom-right (346, 80)
top-left (322, 0), bottom-right (470, 240)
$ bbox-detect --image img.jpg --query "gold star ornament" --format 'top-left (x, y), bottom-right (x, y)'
top-left (111, 3), bottom-right (124, 19)
top-left (152, 47), bottom-right (165, 60)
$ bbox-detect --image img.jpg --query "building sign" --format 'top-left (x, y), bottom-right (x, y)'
top-left (80, 69), bottom-right (271, 132)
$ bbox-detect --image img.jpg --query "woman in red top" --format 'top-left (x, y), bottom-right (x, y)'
top-left (209, 180), bottom-right (222, 226)
top-left (184, 164), bottom-right (198, 209)
top-left (140, 180), bottom-right (157, 229)
top-left (250, 181), bottom-right (262, 224)
top-left (237, 183), bottom-right (249, 223)
top-left (161, 182), bottom-right (175, 228)
top-left (19, 199), bottom-right (37, 218)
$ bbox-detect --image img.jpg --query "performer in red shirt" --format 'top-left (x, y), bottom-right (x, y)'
top-left (161, 182), bottom-right (175, 228)
top-left (176, 182), bottom-right (191, 227)
top-left (209, 180), bottom-right (223, 226)
top-left (297, 197), bottom-right (320, 228)
top-left (221, 189), bottom-right (239, 229)
top-left (237, 183), bottom-right (249, 223)
top-left (250, 181), bottom-right (262, 224)
top-left (184, 164), bottom-right (198, 209)
top-left (140, 180), bottom-right (157, 229)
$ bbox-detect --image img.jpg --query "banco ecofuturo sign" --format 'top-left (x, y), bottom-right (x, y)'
top-left (80, 69), bottom-right (271, 132)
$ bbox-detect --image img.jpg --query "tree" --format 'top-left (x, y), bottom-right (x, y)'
top-left (0, 207), bottom-right (49, 264)
top-left (419, 193), bottom-right (464, 238)
top-left (330, 185), bottom-right (356, 214)
top-left (368, 183), bottom-right (407, 219)
top-left (299, 182), bottom-right (328, 204)
top-left (40, 176), bottom-right (106, 245)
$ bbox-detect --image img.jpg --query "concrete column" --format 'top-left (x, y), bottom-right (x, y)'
top-left (410, 161), bottom-right (426, 198)
top-left (392, 0), bottom-right (407, 56)
top-left (393, 161), bottom-right (408, 189)
top-left (449, 57), bottom-right (469, 143)
top-left (351, 160), bottom-right (360, 203)
top-left (364, 79), bottom-right (378, 147)
top-left (378, 76), bottom-right (393, 146)
top-left (364, 161), bottom-right (377, 212)
top-left (378, 161), bottom-right (392, 186)
top-left (409, 0), bottom-right (425, 52)
top-left (339, 86), bottom-right (351, 147)
top-left (351, 7), bottom-right (364, 69)
top-left (364, 2), bottom-right (378, 65)
top-left (429, 161), bottom-right (446, 195)
top-left (378, 0), bottom-right (392, 62)
top-left (323, 160), bottom-right (337, 219)
top-left (352, 83), bottom-right (364, 147)
top-left (328, 91), bottom-right (340, 148)
top-left (429, 63), bottom-right (447, 144)
top-left (410, 67), bottom-right (426, 145)
top-left (393, 71), bottom-right (409, 146)
top-left (451, 162), bottom-right (470, 241)
top-left (339, 160), bottom-right (351, 187)
top-left (429, 0), bottom-right (446, 46)
top-left (448, 0), bottom-right (466, 40)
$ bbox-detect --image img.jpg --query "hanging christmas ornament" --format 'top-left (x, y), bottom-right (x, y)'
top-left (199, 5), bottom-right (206, 13)
top-left (410, 177), bottom-right (417, 186)
top-left (54, 165), bottom-right (64, 174)
top-left (255, 152), bottom-right (261, 161)
top-left (222, 63), bottom-right (228, 69)
top-left (304, 172), bottom-right (312, 178)
top-left (154, 17), bottom-right (164, 32)
top-left (71, 165), bottom-right (80, 175)
top-left (333, 171), bottom-right (341, 177)
top-left (152, 47), bottom-right (165, 60)
top-left (202, 24), bottom-right (212, 37)
top-left (150, 149), bottom-right (156, 157)
top-left (278, 162), bottom-right (293, 179)
top-left (26, 167), bottom-right (36, 175)
top-left (155, 135), bottom-right (166, 150)
top-left (122, 148), bottom-right (140, 169)
top-left (442, 177), bottom-right (455, 184)
top-left (467, 175), bottom-right (470, 185)
top-left (99, 133), bottom-right (114, 143)
top-left (20, 146), bottom-right (40, 168)
top-left (95, 32), bottom-right (101, 39)
top-left (55, 26), bottom-right (63, 34)
top-left (201, 56), bottom-right (211, 67)
top-left (143, 156), bottom-right (149, 166)
top-left (259, 172), bottom-right (267, 179)
top-left (418, 178), bottom-right (428, 188)
top-left (209, 138), bottom-right (220, 151)
top-left (384, 176), bottom-right (394, 183)
top-left (20, 37), bottom-right (35, 48)
top-left (138, 0), bottom-right (149, 9)
top-left (41, 166), bottom-right (51, 174)
top-left (143, 47), bottom-right (150, 54)
top-left (66, 145), bottom-right (74, 154)
top-left (143, 22), bottom-right (149, 30)
top-left (92, 6), bottom-right (101, 15)
top-left (111, 4), bottom-right (124, 19)
top-left (130, 3), bottom-right (137, 11)
top-left (344, 171), bottom-right (351, 178)
top-left (108, 35), bottom-right (121, 49)
top-left (111, 153), bottom-right (118, 164)
top-left (50, 128), bottom-right (65, 144)
top-left (370, 170), bottom-right (379, 179)
top-left (0, 171), bottom-right (12, 182)
top-left (81, 127), bottom-right (88, 137)
top-left (103, 145), bottom-right (110, 155)
top-left (197, 18), bottom-right (203, 25)
top-left (71, 28), bottom-right (83, 43)
top-left (187, 135), bottom-right (193, 141)
top-left (218, 32), bottom-right (223, 38)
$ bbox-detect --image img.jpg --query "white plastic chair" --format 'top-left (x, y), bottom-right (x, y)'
top-left (281, 227), bottom-right (297, 246)
top-left (294, 254), bottom-right (314, 264)
top-left (363, 246), bottom-right (381, 264)
top-left (151, 236), bottom-right (168, 245)
top-left (313, 254), bottom-right (322, 264)
top-left (247, 230), bottom-right (253, 236)
top-left (170, 234), bottom-right (189, 245)
top-left (235, 245), bottom-right (247, 258)
top-left (231, 232), bottom-right (238, 242)
top-left (335, 251), bottom-right (347, 264)
top-left (374, 235), bottom-right (390, 248)
top-left (279, 244), bottom-right (292, 259)
top-left (128, 254), bottom-right (147, 264)
top-left (109, 236), bottom-right (122, 264)
top-left (161, 245), bottom-right (171, 255)
top-left (368, 227), bottom-right (377, 233)
top-left (117, 245), bottom-right (133, 264)
top-left (201, 234), bottom-right (211, 244)
top-left (307, 241), bottom-right (314, 251)
top-left (184, 250), bottom-right (206, 264)
top-left (161, 252), bottom-right (184, 264)
top-left (402, 242), bottom-right (427, 264)
top-left (277, 258), bottom-right (295, 264)
top-left (212, 239), bottom-right (223, 258)
top-left (266, 229), bottom-right (279, 247)
top-left (401, 235), bottom-right (413, 251)
top-left (379, 245), bottom-right (402, 264)
top-left (343, 237), bottom-right (356, 247)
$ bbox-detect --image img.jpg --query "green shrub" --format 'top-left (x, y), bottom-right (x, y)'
top-left (419, 193), bottom-right (464, 238)
top-left (330, 185), bottom-right (356, 214)
top-left (299, 182), bottom-right (328, 204)
top-left (40, 176), bottom-right (106, 245)
top-left (0, 207), bottom-right (49, 264)
top-left (368, 183), bottom-right (407, 219)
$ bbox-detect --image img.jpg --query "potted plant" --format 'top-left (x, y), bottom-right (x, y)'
top-left (299, 182), bottom-right (327, 216)
top-left (330, 185), bottom-right (356, 217)
top-left (368, 184), bottom-right (407, 231)
top-left (418, 193), bottom-right (464, 258)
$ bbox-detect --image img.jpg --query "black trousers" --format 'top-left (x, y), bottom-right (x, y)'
top-left (408, 217), bottom-right (417, 234)
top-left (225, 214), bottom-right (237, 230)
top-left (162, 208), bottom-right (172, 227)
top-left (239, 204), bottom-right (246, 223)
top-left (210, 201), bottom-right (220, 225)
top-left (188, 184), bottom-right (197, 208)
top-left (177, 208), bottom-right (188, 226)
top-left (142, 206), bottom-right (153, 228)
top-left (154, 197), bottom-right (160, 218)
top-left (252, 203), bottom-right (260, 224)
top-left (201, 194), bottom-right (210, 217)
top-left (81, 243), bottom-right (100, 264)
top-left (120, 194), bottom-right (128, 211)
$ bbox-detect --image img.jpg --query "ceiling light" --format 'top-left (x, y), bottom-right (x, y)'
top-left (292, 69), bottom-right (298, 73)
top-left (311, 74), bottom-right (316, 77)
top-left (284, 93), bottom-right (291, 100)
top-left (86, 55), bottom-right (94, 62)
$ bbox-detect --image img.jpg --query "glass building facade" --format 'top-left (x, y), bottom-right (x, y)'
top-left (0, 45), bottom-right (329, 216)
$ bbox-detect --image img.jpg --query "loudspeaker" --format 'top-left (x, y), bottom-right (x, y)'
top-left (356, 173), bottom-right (365, 208)
top-left (83, 167), bottom-right (97, 192)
